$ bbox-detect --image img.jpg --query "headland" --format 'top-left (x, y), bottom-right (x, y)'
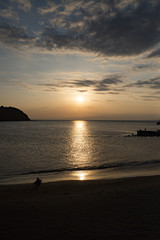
top-left (0, 106), bottom-right (30, 121)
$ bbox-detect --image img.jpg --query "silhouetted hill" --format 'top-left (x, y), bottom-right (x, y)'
top-left (0, 106), bottom-right (30, 121)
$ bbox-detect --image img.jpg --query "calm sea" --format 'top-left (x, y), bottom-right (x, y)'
top-left (0, 120), bottom-right (160, 184)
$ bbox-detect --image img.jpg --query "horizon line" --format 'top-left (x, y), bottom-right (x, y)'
top-left (31, 119), bottom-right (158, 121)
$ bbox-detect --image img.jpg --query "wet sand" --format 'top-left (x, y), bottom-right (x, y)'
top-left (1, 176), bottom-right (160, 240)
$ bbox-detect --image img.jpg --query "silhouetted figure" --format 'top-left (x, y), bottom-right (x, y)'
top-left (34, 178), bottom-right (41, 187)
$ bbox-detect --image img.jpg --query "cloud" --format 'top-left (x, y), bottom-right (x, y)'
top-left (93, 76), bottom-right (123, 92)
top-left (37, 75), bottom-right (123, 93)
top-left (0, 23), bottom-right (34, 48)
top-left (1, 0), bottom-right (160, 57)
top-left (147, 48), bottom-right (160, 58)
top-left (133, 63), bottom-right (154, 71)
top-left (0, 7), bottom-right (19, 20)
top-left (37, 82), bottom-right (62, 92)
top-left (77, 90), bottom-right (88, 93)
top-left (142, 95), bottom-right (160, 101)
top-left (127, 76), bottom-right (160, 89)
top-left (67, 80), bottom-right (96, 87)
top-left (38, 0), bottom-right (160, 56)
top-left (38, 1), bottom-right (59, 15)
top-left (10, 0), bottom-right (31, 12)
top-left (100, 77), bottom-right (122, 85)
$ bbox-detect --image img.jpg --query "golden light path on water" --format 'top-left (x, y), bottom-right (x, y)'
top-left (71, 121), bottom-right (91, 181)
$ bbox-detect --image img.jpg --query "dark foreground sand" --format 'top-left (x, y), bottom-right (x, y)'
top-left (1, 176), bottom-right (160, 240)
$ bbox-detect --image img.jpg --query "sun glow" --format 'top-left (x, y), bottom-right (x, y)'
top-left (77, 96), bottom-right (84, 103)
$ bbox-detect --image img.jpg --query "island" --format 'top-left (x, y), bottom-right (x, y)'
top-left (0, 106), bottom-right (30, 121)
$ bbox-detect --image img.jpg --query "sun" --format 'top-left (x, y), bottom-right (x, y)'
top-left (77, 96), bottom-right (84, 103)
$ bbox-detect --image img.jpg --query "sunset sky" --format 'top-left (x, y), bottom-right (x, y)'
top-left (0, 0), bottom-right (160, 120)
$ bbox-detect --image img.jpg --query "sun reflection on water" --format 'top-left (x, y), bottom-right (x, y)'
top-left (74, 171), bottom-right (86, 180)
top-left (70, 121), bottom-right (92, 172)
top-left (76, 121), bottom-right (84, 129)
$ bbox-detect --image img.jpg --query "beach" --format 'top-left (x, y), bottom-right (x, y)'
top-left (1, 176), bottom-right (160, 240)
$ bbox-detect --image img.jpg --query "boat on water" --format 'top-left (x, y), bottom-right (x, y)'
top-left (137, 129), bottom-right (160, 137)
top-left (125, 128), bottom-right (160, 137)
top-left (157, 121), bottom-right (160, 125)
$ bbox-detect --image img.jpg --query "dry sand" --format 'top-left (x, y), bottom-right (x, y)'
top-left (1, 176), bottom-right (160, 240)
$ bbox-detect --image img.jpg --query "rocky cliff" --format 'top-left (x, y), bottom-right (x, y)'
top-left (0, 106), bottom-right (30, 121)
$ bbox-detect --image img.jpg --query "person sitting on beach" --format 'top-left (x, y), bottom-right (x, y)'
top-left (34, 177), bottom-right (42, 186)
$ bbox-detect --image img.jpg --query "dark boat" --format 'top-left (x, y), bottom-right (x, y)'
top-left (137, 129), bottom-right (160, 137)
top-left (157, 121), bottom-right (160, 125)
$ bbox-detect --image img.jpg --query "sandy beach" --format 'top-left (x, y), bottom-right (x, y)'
top-left (1, 176), bottom-right (160, 240)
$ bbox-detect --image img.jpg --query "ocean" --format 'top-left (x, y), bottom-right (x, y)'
top-left (0, 120), bottom-right (160, 184)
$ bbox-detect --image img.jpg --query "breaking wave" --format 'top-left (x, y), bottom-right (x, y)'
top-left (22, 158), bottom-right (160, 176)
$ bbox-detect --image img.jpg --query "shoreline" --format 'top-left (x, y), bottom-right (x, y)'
top-left (1, 166), bottom-right (160, 185)
top-left (1, 173), bottom-right (160, 185)
top-left (1, 175), bottom-right (160, 239)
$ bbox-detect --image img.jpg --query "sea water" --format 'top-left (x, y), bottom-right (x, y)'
top-left (0, 120), bottom-right (160, 184)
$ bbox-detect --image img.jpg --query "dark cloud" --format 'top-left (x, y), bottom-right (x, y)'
top-left (67, 80), bottom-right (95, 87)
top-left (71, 75), bottom-right (122, 88)
top-left (108, 92), bottom-right (120, 95)
top-left (38, 0), bottom-right (160, 56)
top-left (133, 64), bottom-right (154, 71)
top-left (0, 0), bottom-right (160, 56)
top-left (92, 76), bottom-right (122, 92)
top-left (142, 95), bottom-right (160, 101)
top-left (147, 48), bottom-right (160, 58)
top-left (93, 86), bottom-right (110, 92)
top-left (65, 75), bottom-right (122, 92)
top-left (10, 0), bottom-right (32, 12)
top-left (38, 75), bottom-right (123, 93)
top-left (0, 6), bottom-right (19, 20)
top-left (77, 90), bottom-right (88, 93)
top-left (0, 23), bottom-right (34, 48)
top-left (127, 76), bottom-right (160, 89)
top-left (38, 83), bottom-right (57, 87)
top-left (101, 77), bottom-right (122, 84)
top-left (38, 83), bottom-right (58, 91)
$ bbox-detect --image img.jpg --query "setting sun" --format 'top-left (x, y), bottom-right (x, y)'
top-left (77, 96), bottom-right (84, 103)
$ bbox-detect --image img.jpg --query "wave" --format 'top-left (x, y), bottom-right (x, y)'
top-left (1, 158), bottom-right (160, 180)
top-left (22, 158), bottom-right (160, 176)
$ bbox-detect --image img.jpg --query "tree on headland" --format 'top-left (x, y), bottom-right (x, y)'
top-left (0, 106), bottom-right (30, 121)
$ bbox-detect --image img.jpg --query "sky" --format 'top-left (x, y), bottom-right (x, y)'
top-left (0, 0), bottom-right (160, 120)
